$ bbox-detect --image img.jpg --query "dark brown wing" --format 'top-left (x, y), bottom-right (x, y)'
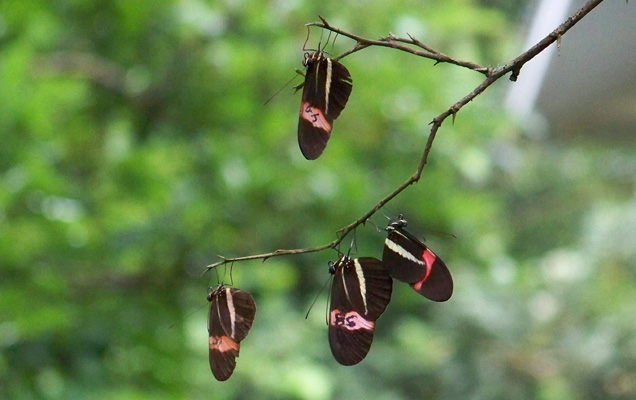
top-left (228, 289), bottom-right (257, 341)
top-left (328, 257), bottom-right (392, 366)
top-left (325, 59), bottom-right (352, 120)
top-left (355, 257), bottom-right (393, 319)
top-left (208, 287), bottom-right (256, 381)
top-left (298, 56), bottom-right (352, 160)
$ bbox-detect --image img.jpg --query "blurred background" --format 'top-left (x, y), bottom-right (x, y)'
top-left (2, 0), bottom-right (635, 399)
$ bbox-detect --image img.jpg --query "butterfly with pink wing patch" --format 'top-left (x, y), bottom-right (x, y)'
top-left (207, 285), bottom-right (256, 381)
top-left (297, 51), bottom-right (352, 160)
top-left (328, 256), bottom-right (392, 365)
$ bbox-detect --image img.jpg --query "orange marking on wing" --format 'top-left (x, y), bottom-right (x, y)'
top-left (300, 102), bottom-right (331, 131)
top-left (209, 336), bottom-right (239, 352)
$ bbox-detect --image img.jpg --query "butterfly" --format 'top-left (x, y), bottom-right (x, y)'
top-left (207, 285), bottom-right (256, 381)
top-left (383, 215), bottom-right (453, 302)
top-left (297, 51), bottom-right (353, 160)
top-left (328, 255), bottom-right (392, 365)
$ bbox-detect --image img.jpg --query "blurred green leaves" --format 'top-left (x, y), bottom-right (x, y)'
top-left (1, 0), bottom-right (634, 399)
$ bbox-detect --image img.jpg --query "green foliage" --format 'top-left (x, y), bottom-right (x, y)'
top-left (1, 0), bottom-right (635, 399)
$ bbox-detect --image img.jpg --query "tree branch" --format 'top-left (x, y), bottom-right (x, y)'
top-left (307, 15), bottom-right (489, 75)
top-left (204, 0), bottom-right (606, 275)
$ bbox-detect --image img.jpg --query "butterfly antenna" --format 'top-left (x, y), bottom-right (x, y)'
top-left (426, 228), bottom-right (458, 240)
top-left (380, 207), bottom-right (396, 221)
top-left (264, 73), bottom-right (303, 105)
top-left (325, 276), bottom-right (334, 325)
top-left (169, 301), bottom-right (208, 330)
top-left (305, 274), bottom-right (332, 320)
top-left (365, 217), bottom-right (384, 233)
top-left (171, 286), bottom-right (213, 330)
top-left (325, 279), bottom-right (333, 326)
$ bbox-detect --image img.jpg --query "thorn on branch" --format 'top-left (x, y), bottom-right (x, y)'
top-left (406, 33), bottom-right (424, 48)
top-left (510, 66), bottom-right (521, 82)
top-left (318, 15), bottom-right (330, 28)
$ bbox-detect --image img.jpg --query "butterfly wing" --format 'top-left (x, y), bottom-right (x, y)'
top-left (328, 257), bottom-right (392, 365)
top-left (208, 287), bottom-right (256, 381)
top-left (355, 257), bottom-right (393, 320)
top-left (383, 229), bottom-right (429, 283)
top-left (228, 289), bottom-right (257, 341)
top-left (298, 55), bottom-right (352, 160)
top-left (324, 59), bottom-right (353, 120)
top-left (383, 228), bottom-right (453, 302)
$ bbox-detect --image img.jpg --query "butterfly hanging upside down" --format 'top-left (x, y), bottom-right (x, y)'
top-left (383, 215), bottom-right (454, 302)
top-left (327, 255), bottom-right (392, 365)
top-left (297, 51), bottom-right (353, 160)
top-left (207, 285), bottom-right (257, 381)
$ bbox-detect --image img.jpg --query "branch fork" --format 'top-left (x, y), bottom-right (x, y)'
top-left (205, 0), bottom-right (606, 275)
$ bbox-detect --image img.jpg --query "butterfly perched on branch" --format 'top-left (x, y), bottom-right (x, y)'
top-left (297, 51), bottom-right (353, 160)
top-left (328, 255), bottom-right (392, 365)
top-left (207, 285), bottom-right (256, 381)
top-left (383, 215), bottom-right (453, 302)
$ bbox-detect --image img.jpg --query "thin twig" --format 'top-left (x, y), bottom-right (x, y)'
top-left (307, 17), bottom-right (489, 75)
top-left (204, 0), bottom-right (606, 275)
top-left (204, 245), bottom-right (335, 271)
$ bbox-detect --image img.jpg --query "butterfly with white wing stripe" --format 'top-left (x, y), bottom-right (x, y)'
top-left (383, 215), bottom-right (453, 302)
top-left (297, 51), bottom-right (352, 160)
top-left (328, 256), bottom-right (392, 365)
top-left (207, 285), bottom-right (256, 381)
